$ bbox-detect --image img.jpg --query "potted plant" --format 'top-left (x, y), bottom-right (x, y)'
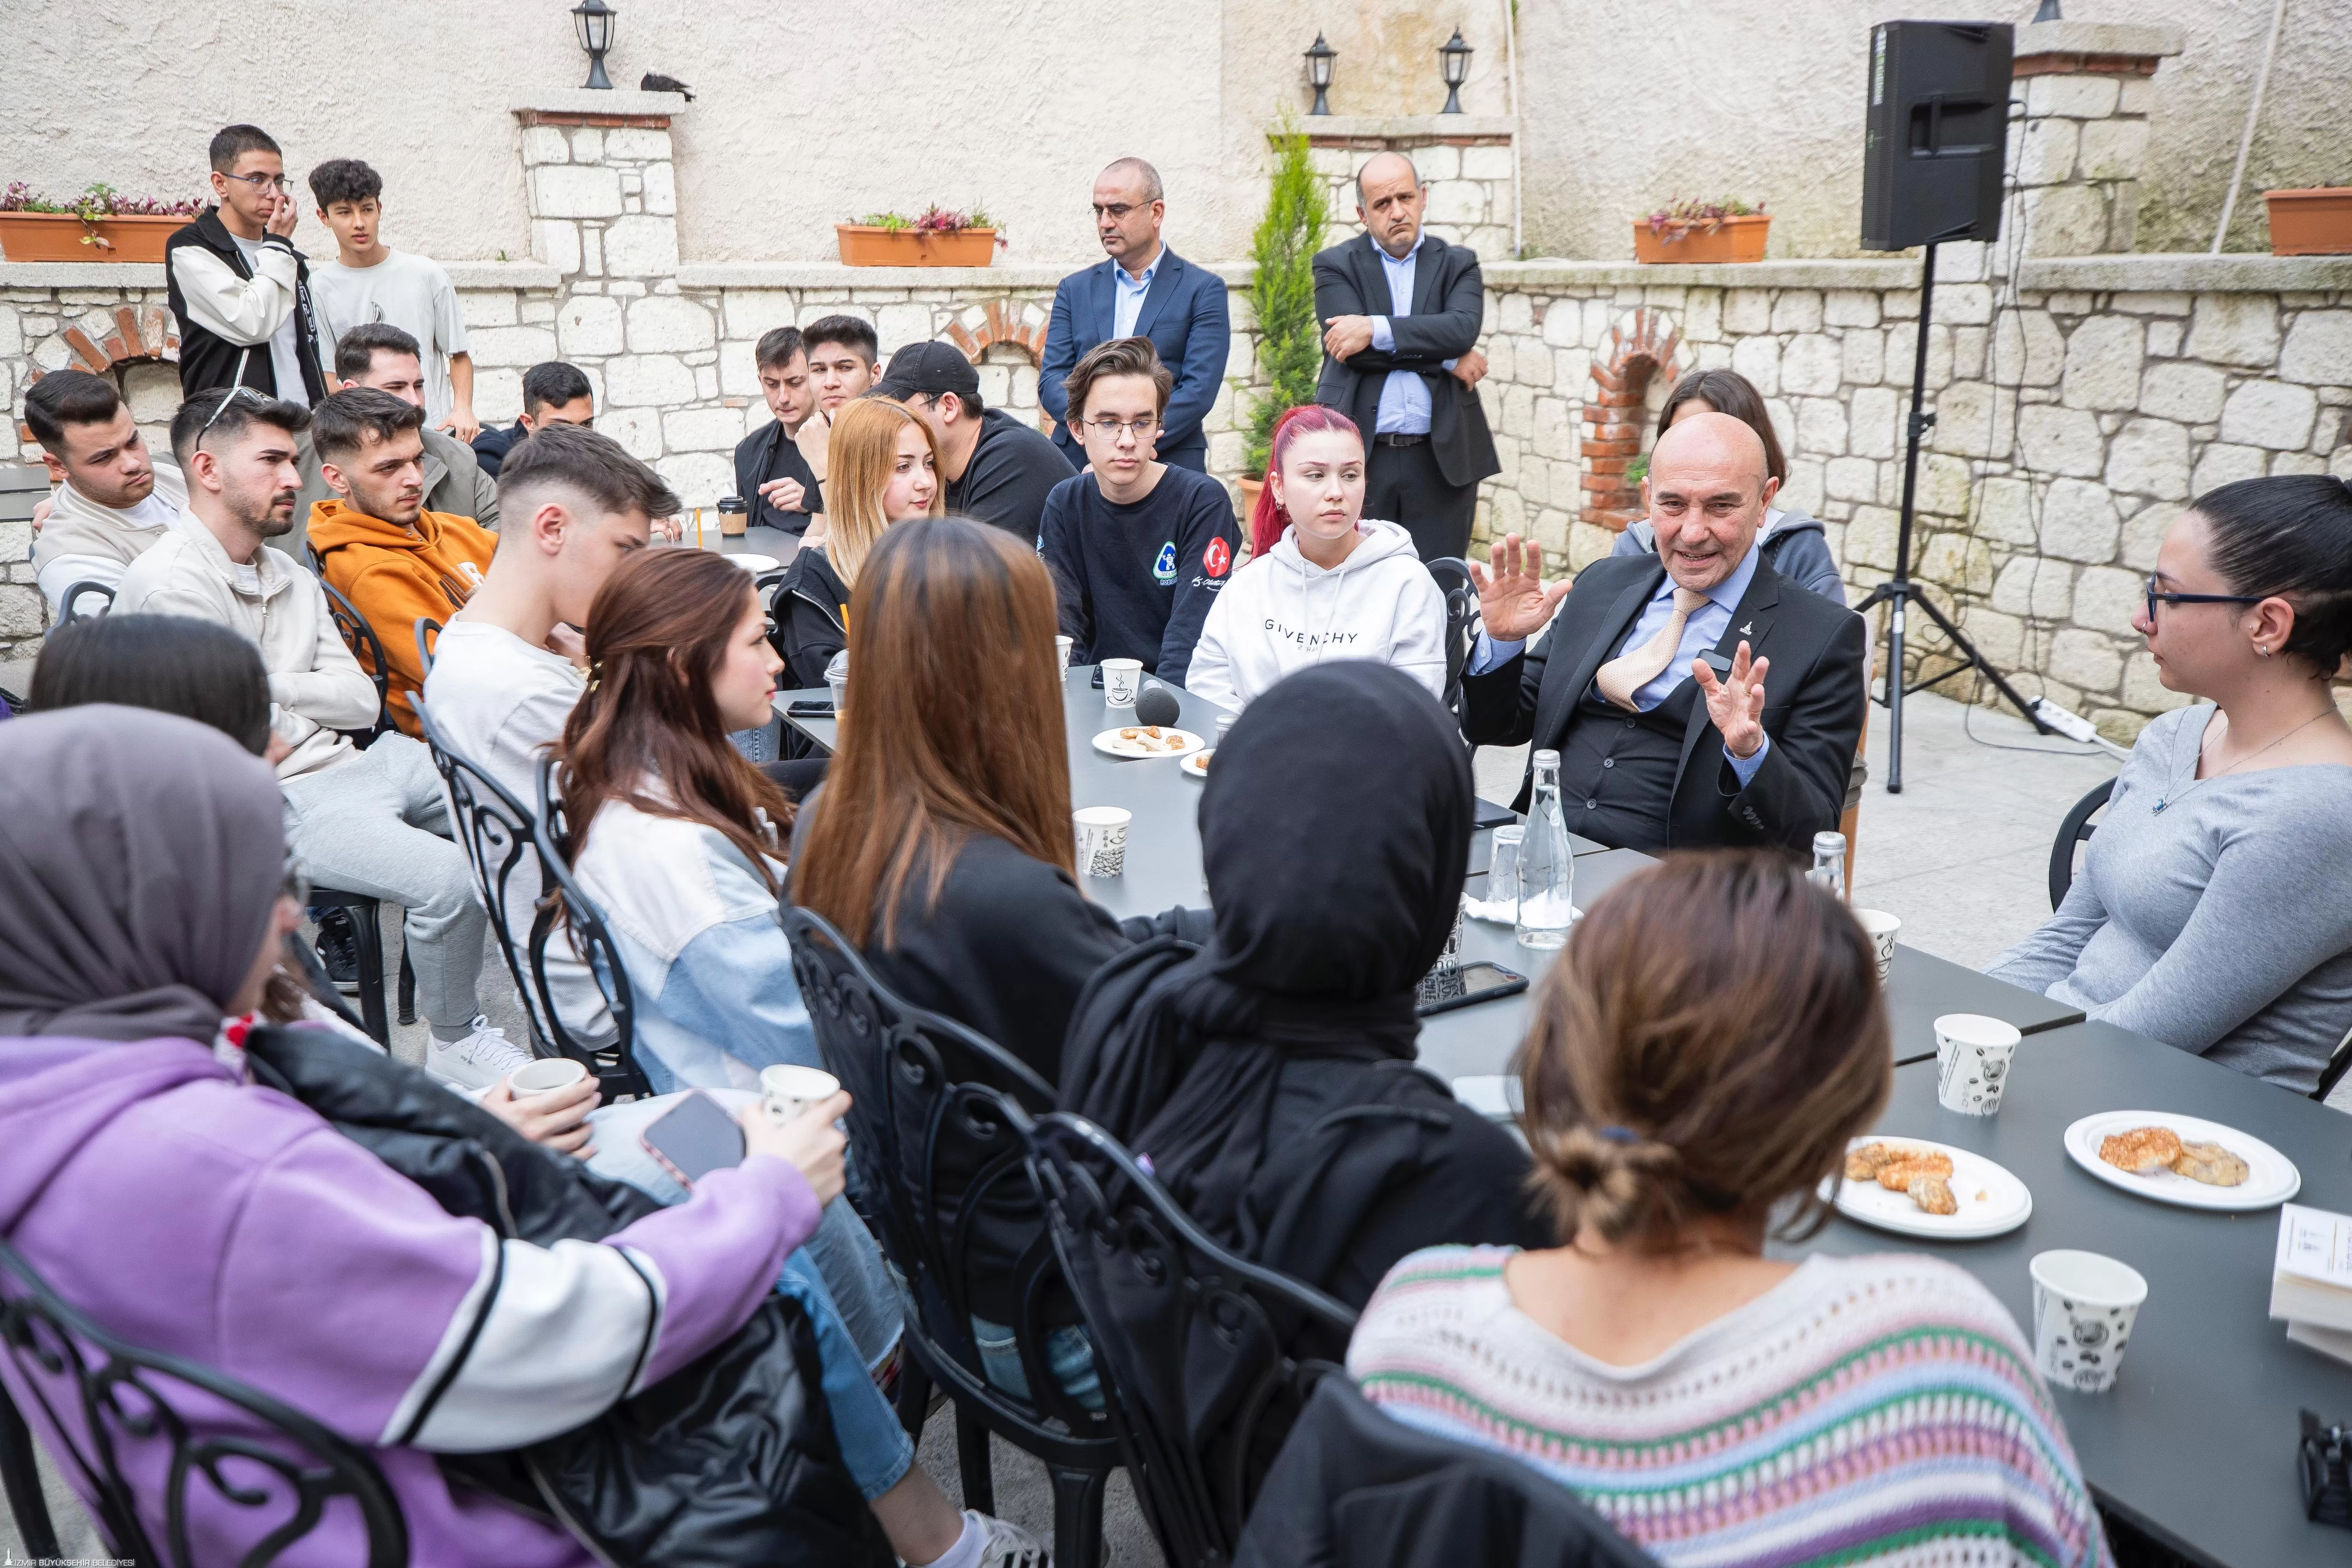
top-left (1632, 197), bottom-right (1770, 265)
top-left (1236, 124), bottom-right (1330, 519)
top-left (0, 183), bottom-right (200, 263)
top-left (835, 204), bottom-right (1004, 267)
top-left (2263, 187), bottom-right (2352, 255)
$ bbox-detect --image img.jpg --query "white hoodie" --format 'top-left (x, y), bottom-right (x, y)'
top-left (1186, 518), bottom-right (1447, 711)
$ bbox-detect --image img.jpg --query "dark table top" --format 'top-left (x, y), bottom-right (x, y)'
top-left (1782, 1019), bottom-right (2352, 1568)
top-left (694, 523), bottom-right (803, 568)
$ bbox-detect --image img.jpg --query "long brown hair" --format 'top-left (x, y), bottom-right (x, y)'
top-left (826, 397), bottom-right (944, 588)
top-left (554, 549), bottom-right (794, 891)
top-left (792, 516), bottom-right (1071, 948)
top-left (1655, 368), bottom-right (1788, 486)
top-left (1516, 851), bottom-right (1889, 1247)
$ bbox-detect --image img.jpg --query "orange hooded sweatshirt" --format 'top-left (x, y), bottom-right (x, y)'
top-left (307, 499), bottom-right (494, 736)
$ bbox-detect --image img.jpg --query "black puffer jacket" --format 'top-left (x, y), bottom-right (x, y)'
top-left (243, 1026), bottom-right (892, 1568)
top-left (770, 546), bottom-right (851, 690)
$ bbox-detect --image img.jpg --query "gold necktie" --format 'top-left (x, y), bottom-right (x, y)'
top-left (1594, 587), bottom-right (1710, 711)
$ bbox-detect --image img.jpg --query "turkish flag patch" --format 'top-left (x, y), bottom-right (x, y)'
top-left (1204, 537), bottom-right (1232, 578)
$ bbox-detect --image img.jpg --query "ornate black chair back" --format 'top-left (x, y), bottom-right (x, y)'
top-left (530, 753), bottom-right (655, 1100)
top-left (413, 617), bottom-right (441, 677)
top-left (2047, 776), bottom-right (2116, 910)
top-left (780, 905), bottom-right (1120, 1563)
top-left (1425, 557), bottom-right (1476, 722)
top-left (58, 580), bottom-right (116, 626)
top-left (1024, 1110), bottom-right (1358, 1568)
top-left (0, 1236), bottom-right (407, 1567)
top-left (314, 573), bottom-right (391, 747)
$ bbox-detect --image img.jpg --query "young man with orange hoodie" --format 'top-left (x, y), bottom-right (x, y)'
top-left (307, 386), bottom-right (494, 735)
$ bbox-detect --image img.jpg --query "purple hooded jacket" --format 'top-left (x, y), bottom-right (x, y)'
top-left (0, 1033), bottom-right (822, 1566)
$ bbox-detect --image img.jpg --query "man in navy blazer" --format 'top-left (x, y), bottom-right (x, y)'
top-left (1039, 158), bottom-right (1230, 474)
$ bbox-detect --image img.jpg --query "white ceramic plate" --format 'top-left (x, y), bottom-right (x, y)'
top-left (2062, 1110), bottom-right (2300, 1211)
top-left (726, 553), bottom-right (783, 574)
top-left (1092, 726), bottom-right (1203, 761)
top-left (1182, 749), bottom-right (1212, 778)
top-left (1824, 1136), bottom-right (2032, 1241)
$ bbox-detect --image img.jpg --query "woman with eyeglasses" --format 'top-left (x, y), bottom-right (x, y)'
top-left (1987, 475), bottom-right (2352, 1092)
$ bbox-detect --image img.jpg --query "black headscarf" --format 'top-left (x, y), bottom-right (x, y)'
top-left (0, 707), bottom-right (285, 1043)
top-left (1059, 660), bottom-right (1473, 1237)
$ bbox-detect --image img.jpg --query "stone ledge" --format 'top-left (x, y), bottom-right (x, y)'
top-left (511, 89), bottom-right (686, 127)
top-left (2013, 22), bottom-right (2184, 67)
top-left (0, 262), bottom-right (166, 288)
top-left (442, 259), bottom-right (565, 291)
top-left (1292, 115), bottom-right (1515, 147)
top-left (1487, 258), bottom-right (1925, 289)
top-left (2018, 253), bottom-right (2352, 293)
top-left (678, 261), bottom-right (1099, 290)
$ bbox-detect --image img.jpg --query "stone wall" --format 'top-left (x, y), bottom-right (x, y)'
top-left (1299, 118), bottom-right (1518, 263)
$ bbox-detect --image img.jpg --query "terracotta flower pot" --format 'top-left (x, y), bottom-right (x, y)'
top-left (2264, 188), bottom-right (2352, 256)
top-left (1237, 475), bottom-right (1264, 527)
top-left (1631, 213), bottom-right (1770, 265)
top-left (0, 212), bottom-right (183, 263)
top-left (834, 225), bottom-right (998, 267)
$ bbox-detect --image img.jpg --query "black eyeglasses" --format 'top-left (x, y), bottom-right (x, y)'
top-left (2144, 574), bottom-right (2266, 623)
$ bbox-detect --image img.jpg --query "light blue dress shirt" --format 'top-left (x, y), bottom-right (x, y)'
top-left (1368, 246), bottom-right (1430, 436)
top-left (1471, 542), bottom-right (1773, 784)
top-left (1111, 250), bottom-right (1160, 340)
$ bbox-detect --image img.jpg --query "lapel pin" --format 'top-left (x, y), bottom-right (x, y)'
top-left (1740, 621), bottom-right (1753, 636)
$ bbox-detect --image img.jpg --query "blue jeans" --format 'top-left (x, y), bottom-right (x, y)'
top-left (588, 1092), bottom-right (913, 1500)
top-left (969, 1315), bottom-right (1103, 1412)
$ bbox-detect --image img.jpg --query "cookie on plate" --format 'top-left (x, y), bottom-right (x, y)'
top-left (2169, 1139), bottom-right (2249, 1187)
top-left (2098, 1126), bottom-right (2182, 1176)
top-left (1907, 1173), bottom-right (1959, 1216)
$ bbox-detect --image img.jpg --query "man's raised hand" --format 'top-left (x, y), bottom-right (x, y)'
top-left (1468, 533), bottom-right (1571, 643)
top-left (1692, 641), bottom-right (1771, 761)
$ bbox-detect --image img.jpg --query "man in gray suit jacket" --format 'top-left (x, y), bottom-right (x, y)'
top-left (1311, 152), bottom-right (1498, 561)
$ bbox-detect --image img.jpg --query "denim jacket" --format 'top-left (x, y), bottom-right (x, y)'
top-left (571, 797), bottom-right (819, 1094)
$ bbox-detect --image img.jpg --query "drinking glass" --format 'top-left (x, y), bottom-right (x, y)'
top-left (1489, 826), bottom-right (1524, 924)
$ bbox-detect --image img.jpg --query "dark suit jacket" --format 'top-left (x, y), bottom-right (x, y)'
top-left (1461, 553), bottom-right (1867, 853)
top-left (1312, 232), bottom-right (1500, 490)
top-left (1039, 247), bottom-right (1232, 468)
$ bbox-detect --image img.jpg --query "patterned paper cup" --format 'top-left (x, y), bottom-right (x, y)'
top-left (1852, 908), bottom-right (1900, 982)
top-left (1934, 1013), bottom-right (2021, 1115)
top-left (1074, 806), bottom-right (1132, 878)
top-left (2030, 1249), bottom-right (2147, 1393)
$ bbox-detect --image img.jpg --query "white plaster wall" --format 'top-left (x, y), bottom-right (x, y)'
top-left (1517, 0), bottom-right (2352, 262)
top-left (2, 0), bottom-right (1510, 269)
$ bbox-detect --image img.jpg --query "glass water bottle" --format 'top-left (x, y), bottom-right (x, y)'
top-left (1809, 830), bottom-right (1848, 903)
top-left (1515, 750), bottom-right (1576, 949)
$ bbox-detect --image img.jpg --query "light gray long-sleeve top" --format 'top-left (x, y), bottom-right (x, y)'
top-left (1986, 704), bottom-right (2352, 1094)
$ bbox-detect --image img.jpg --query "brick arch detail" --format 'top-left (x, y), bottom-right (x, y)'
top-left (943, 298), bottom-right (1046, 362)
top-left (62, 305), bottom-right (180, 375)
top-left (1580, 307), bottom-right (1679, 533)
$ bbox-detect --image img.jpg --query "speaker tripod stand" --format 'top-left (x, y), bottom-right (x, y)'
top-left (1854, 241), bottom-right (2055, 791)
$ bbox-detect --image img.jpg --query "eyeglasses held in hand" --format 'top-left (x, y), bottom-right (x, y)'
top-left (2143, 574), bottom-right (2265, 623)
top-left (1085, 416), bottom-right (1160, 440)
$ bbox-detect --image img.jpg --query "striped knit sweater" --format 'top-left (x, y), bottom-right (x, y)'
top-left (1348, 1246), bottom-right (2109, 1568)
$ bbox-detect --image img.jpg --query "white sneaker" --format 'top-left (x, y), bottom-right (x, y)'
top-left (424, 1016), bottom-right (534, 1090)
top-left (968, 1512), bottom-right (1047, 1568)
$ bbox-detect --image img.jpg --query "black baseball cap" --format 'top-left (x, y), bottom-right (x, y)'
top-left (873, 340), bottom-right (981, 402)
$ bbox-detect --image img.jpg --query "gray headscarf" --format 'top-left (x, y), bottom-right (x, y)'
top-left (0, 706), bottom-right (285, 1043)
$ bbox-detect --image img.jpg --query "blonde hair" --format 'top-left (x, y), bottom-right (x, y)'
top-left (826, 397), bottom-right (944, 587)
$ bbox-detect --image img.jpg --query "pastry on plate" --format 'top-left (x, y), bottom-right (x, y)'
top-left (1907, 1173), bottom-right (1959, 1216)
top-left (2098, 1126), bottom-right (2182, 1175)
top-left (1845, 1142), bottom-right (1898, 1182)
top-left (1875, 1150), bottom-right (1953, 1191)
top-left (2169, 1139), bottom-right (2249, 1187)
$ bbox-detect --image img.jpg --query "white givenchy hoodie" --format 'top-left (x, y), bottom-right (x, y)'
top-left (1184, 518), bottom-right (1448, 712)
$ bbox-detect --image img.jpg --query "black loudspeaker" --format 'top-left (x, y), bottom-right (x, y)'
top-left (1861, 20), bottom-right (2013, 250)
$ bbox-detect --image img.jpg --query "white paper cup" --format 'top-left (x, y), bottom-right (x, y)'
top-left (1074, 806), bottom-right (1133, 877)
top-left (761, 1064), bottom-right (842, 1124)
top-left (1055, 636), bottom-right (1074, 675)
top-left (2030, 1249), bottom-right (2147, 1393)
top-left (1934, 1012), bottom-right (2020, 1115)
top-left (1102, 658), bottom-right (1144, 708)
top-left (1853, 908), bottom-right (1901, 982)
top-left (509, 1056), bottom-right (589, 1097)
